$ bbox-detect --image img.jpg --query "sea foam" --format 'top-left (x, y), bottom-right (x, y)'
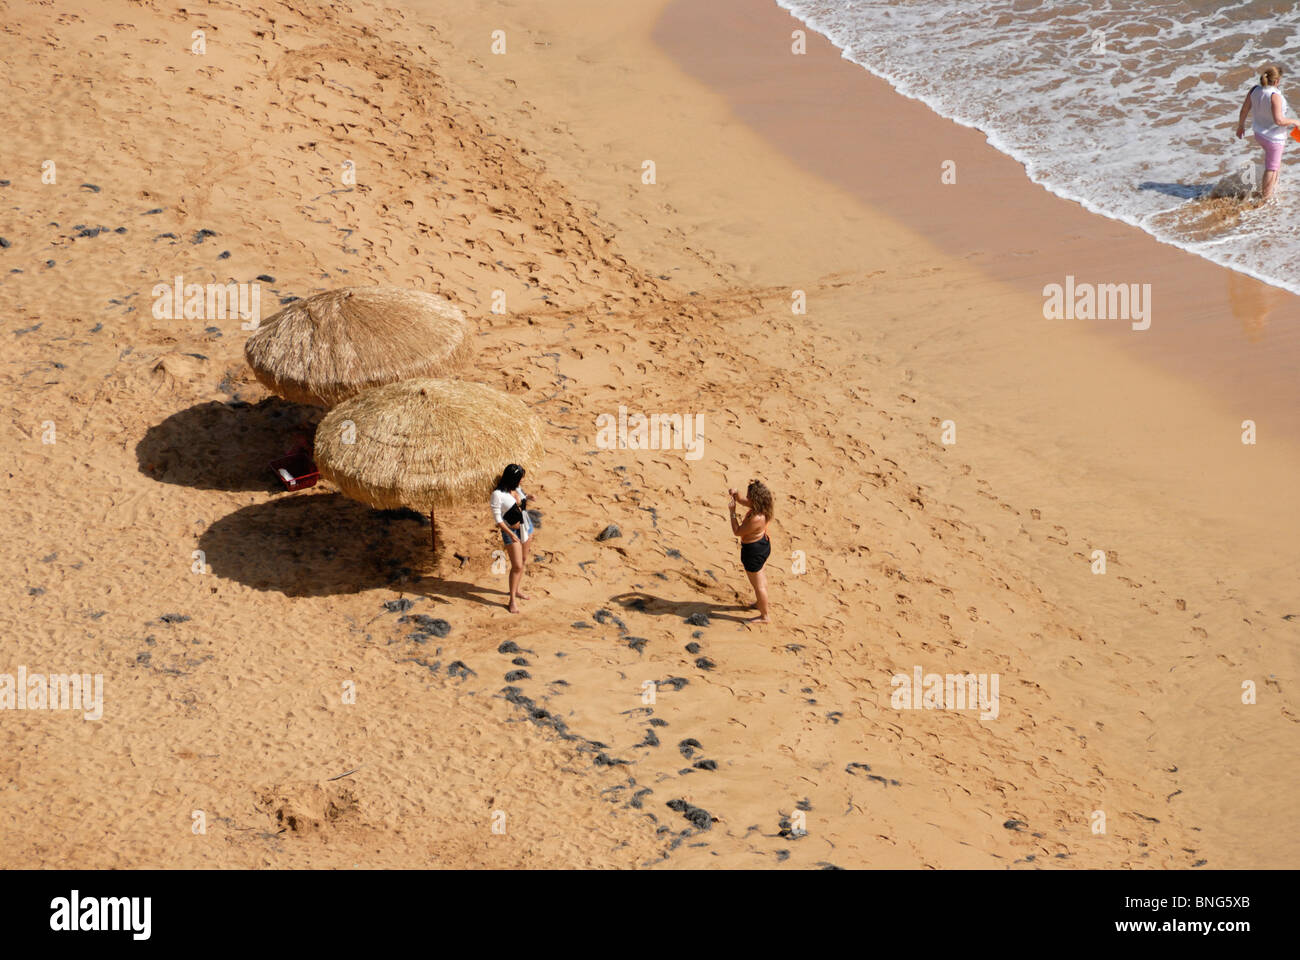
top-left (777, 0), bottom-right (1300, 294)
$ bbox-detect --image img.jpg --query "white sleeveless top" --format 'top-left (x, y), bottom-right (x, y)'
top-left (1251, 85), bottom-right (1289, 143)
top-left (490, 488), bottom-right (528, 524)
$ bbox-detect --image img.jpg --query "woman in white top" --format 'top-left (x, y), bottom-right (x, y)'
top-left (491, 463), bottom-right (535, 613)
top-left (1236, 64), bottom-right (1300, 201)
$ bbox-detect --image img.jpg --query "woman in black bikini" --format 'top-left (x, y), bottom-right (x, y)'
top-left (729, 479), bottom-right (773, 624)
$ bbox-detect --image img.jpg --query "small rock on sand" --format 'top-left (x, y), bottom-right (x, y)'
top-left (446, 661), bottom-right (475, 680)
top-left (595, 524), bottom-right (621, 541)
top-left (685, 612), bottom-right (709, 627)
top-left (593, 608), bottom-right (627, 633)
top-left (665, 798), bottom-right (713, 831)
top-left (399, 614), bottom-right (451, 638)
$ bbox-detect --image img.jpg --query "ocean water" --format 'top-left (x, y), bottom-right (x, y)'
top-left (775, 0), bottom-right (1300, 294)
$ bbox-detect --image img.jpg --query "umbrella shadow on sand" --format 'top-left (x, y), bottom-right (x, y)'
top-left (137, 398), bottom-right (322, 492)
top-left (609, 591), bottom-right (755, 625)
top-left (199, 493), bottom-right (506, 605)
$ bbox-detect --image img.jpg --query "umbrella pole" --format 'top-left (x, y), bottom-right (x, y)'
top-left (429, 507), bottom-right (437, 557)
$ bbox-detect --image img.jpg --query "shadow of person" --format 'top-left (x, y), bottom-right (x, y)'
top-left (199, 493), bottom-right (505, 606)
top-left (1137, 181), bottom-right (1215, 200)
top-left (421, 574), bottom-right (510, 609)
top-left (137, 397), bottom-right (323, 491)
top-left (609, 591), bottom-right (752, 624)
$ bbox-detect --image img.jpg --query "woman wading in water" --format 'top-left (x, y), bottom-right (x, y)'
top-left (729, 480), bottom-right (774, 624)
top-left (1237, 64), bottom-right (1299, 201)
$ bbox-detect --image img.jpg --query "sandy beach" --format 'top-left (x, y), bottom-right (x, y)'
top-left (2, 0), bottom-right (1297, 869)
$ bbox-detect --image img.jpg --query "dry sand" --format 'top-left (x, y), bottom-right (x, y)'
top-left (1, 0), bottom-right (1297, 868)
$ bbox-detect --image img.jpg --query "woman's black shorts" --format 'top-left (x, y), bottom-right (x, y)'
top-left (740, 535), bottom-right (771, 573)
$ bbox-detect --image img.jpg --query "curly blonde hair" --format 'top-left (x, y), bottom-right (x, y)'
top-left (746, 480), bottom-right (775, 522)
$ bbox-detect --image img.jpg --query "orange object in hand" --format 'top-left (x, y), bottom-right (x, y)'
top-left (1291, 126), bottom-right (1300, 143)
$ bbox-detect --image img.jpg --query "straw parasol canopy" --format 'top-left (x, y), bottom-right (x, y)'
top-left (244, 286), bottom-right (472, 407)
top-left (314, 378), bottom-right (544, 556)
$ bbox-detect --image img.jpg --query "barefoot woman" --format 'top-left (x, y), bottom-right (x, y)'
top-left (491, 463), bottom-right (534, 613)
top-left (729, 480), bottom-right (773, 623)
top-left (1237, 64), bottom-right (1299, 201)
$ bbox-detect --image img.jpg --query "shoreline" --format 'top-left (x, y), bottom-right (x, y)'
top-left (655, 0), bottom-right (1300, 442)
top-left (772, 0), bottom-right (1300, 300)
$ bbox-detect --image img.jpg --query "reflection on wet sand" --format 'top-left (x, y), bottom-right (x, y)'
top-left (1228, 269), bottom-right (1289, 341)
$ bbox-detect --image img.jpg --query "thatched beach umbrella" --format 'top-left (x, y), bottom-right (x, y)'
top-left (314, 378), bottom-right (544, 558)
top-left (244, 286), bottom-right (472, 407)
